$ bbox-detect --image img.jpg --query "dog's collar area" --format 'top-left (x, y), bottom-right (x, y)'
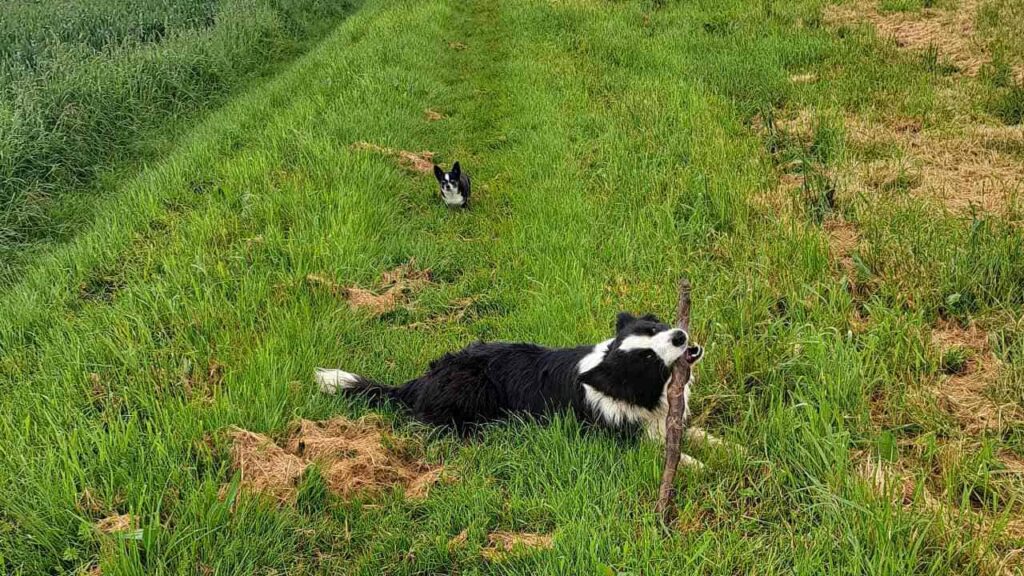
top-left (582, 383), bottom-right (669, 430)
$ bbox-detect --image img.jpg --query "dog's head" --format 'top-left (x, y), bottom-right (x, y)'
top-left (577, 312), bottom-right (703, 410)
top-left (433, 162), bottom-right (464, 206)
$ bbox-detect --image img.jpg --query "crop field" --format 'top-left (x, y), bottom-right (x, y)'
top-left (1, 0), bottom-right (1023, 574)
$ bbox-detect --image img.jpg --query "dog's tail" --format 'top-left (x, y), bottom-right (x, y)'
top-left (314, 368), bottom-right (405, 407)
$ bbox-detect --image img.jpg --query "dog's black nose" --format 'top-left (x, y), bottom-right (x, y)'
top-left (671, 330), bottom-right (688, 347)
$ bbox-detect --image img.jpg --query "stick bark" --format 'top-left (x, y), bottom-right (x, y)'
top-left (654, 278), bottom-right (692, 526)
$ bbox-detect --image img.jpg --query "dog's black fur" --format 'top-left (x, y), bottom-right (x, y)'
top-left (316, 312), bottom-right (703, 435)
top-left (433, 162), bottom-right (470, 208)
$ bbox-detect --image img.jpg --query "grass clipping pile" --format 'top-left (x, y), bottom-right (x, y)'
top-left (448, 529), bottom-right (555, 562)
top-left (351, 141), bottom-right (435, 174)
top-left (307, 260), bottom-right (433, 316)
top-left (227, 417), bottom-right (443, 503)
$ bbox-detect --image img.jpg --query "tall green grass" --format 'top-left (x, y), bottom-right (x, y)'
top-left (0, 0), bottom-right (1022, 573)
top-left (0, 0), bottom-right (359, 281)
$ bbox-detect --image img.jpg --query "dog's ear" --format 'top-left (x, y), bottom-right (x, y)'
top-left (615, 312), bottom-right (636, 332)
top-left (451, 162), bottom-right (461, 179)
top-left (433, 165), bottom-right (445, 182)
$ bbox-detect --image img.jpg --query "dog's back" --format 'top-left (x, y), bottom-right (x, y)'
top-left (335, 342), bottom-right (589, 429)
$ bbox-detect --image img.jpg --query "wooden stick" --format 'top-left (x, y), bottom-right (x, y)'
top-left (655, 278), bottom-right (692, 526)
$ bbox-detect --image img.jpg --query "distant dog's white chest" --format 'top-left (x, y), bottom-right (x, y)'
top-left (441, 186), bottom-right (464, 206)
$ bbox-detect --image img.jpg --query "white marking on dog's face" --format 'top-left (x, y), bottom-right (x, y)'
top-left (618, 328), bottom-right (688, 366)
top-left (314, 368), bottom-right (360, 395)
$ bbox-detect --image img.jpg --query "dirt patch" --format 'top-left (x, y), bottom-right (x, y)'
top-left (824, 217), bottom-right (861, 277)
top-left (928, 320), bottom-right (1022, 432)
top-left (378, 260), bottom-right (432, 285)
top-left (853, 449), bottom-right (1024, 571)
top-left (77, 488), bottom-right (105, 516)
top-left (750, 109), bottom-right (836, 223)
top-left (480, 531), bottom-right (554, 561)
top-left (448, 41), bottom-right (468, 51)
top-left (407, 297), bottom-right (478, 330)
top-left (855, 450), bottom-right (918, 505)
top-left (841, 115), bottom-right (1024, 214)
top-left (284, 418), bottom-right (441, 498)
top-left (351, 141), bottom-right (435, 174)
top-left (752, 174), bottom-right (801, 223)
top-left (998, 451), bottom-right (1024, 475)
top-left (343, 286), bottom-right (408, 315)
top-left (756, 103), bottom-right (1021, 228)
top-left (228, 428), bottom-right (308, 503)
top-left (78, 274), bottom-right (122, 304)
top-left (306, 260), bottom-right (433, 316)
top-left (764, 108), bottom-right (818, 140)
top-left (448, 529), bottom-right (469, 551)
top-left (849, 308), bottom-right (870, 335)
top-left (931, 319), bottom-right (991, 351)
top-left (178, 358), bottom-right (223, 403)
top-left (789, 72), bottom-right (818, 84)
top-left (447, 529), bottom-right (555, 560)
top-left (424, 109), bottom-right (446, 121)
top-left (94, 513), bottom-right (136, 534)
top-left (824, 0), bottom-right (1022, 80)
top-left (227, 416), bottom-right (443, 503)
top-left (304, 273), bottom-right (346, 297)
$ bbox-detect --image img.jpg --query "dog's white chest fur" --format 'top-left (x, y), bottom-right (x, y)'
top-left (581, 379), bottom-right (691, 441)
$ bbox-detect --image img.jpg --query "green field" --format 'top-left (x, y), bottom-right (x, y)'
top-left (2, 0), bottom-right (1024, 573)
top-left (0, 0), bottom-right (358, 282)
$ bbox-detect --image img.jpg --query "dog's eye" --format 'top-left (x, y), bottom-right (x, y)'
top-left (646, 328), bottom-right (657, 336)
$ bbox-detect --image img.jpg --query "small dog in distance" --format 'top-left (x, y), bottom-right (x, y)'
top-left (433, 162), bottom-right (470, 208)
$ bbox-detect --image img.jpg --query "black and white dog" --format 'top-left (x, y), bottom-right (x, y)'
top-left (316, 312), bottom-right (715, 460)
top-left (433, 162), bottom-right (470, 208)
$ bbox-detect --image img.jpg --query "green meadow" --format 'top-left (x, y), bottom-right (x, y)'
top-left (1, 0), bottom-right (1023, 573)
top-left (0, 0), bottom-right (358, 281)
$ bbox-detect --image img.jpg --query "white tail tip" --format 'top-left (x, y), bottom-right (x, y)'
top-left (314, 368), bottom-right (360, 395)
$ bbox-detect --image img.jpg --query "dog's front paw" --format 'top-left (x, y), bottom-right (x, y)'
top-left (678, 453), bottom-right (705, 469)
top-left (645, 417), bottom-right (668, 442)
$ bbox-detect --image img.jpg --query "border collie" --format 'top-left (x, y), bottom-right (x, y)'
top-left (433, 162), bottom-right (470, 208)
top-left (315, 312), bottom-right (707, 446)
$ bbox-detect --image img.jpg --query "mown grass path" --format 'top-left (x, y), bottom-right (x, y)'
top-left (2, 0), bottom-right (1022, 573)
